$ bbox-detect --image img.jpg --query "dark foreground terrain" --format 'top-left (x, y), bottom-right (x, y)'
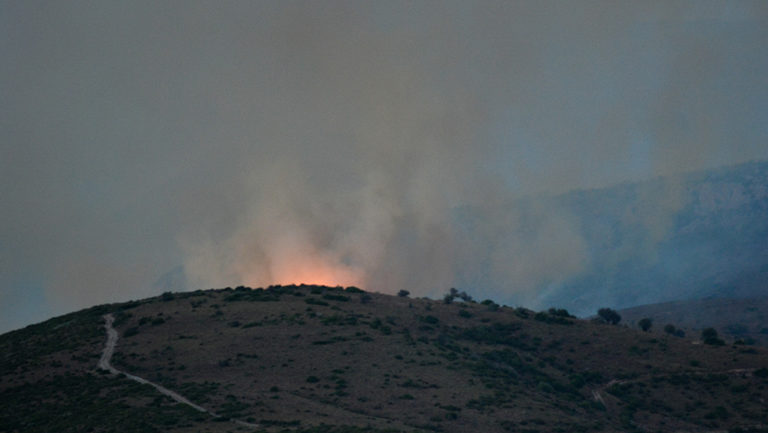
top-left (2, 285), bottom-right (768, 432)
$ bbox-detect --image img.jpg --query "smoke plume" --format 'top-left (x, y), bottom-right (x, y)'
top-left (2, 1), bottom-right (767, 332)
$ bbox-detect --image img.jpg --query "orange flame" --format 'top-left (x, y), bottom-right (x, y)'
top-left (242, 248), bottom-right (364, 289)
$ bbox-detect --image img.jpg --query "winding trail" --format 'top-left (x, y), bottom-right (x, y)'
top-left (98, 313), bottom-right (258, 429)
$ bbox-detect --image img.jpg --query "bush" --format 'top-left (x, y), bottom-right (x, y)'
top-left (397, 290), bottom-right (410, 298)
top-left (443, 288), bottom-right (474, 304)
top-left (322, 294), bottom-right (350, 302)
top-left (663, 324), bottom-right (676, 335)
top-left (702, 328), bottom-right (725, 346)
top-left (638, 318), bottom-right (653, 332)
top-left (421, 315), bottom-right (439, 325)
top-left (305, 298), bottom-right (329, 306)
top-left (597, 308), bottom-right (621, 325)
top-left (548, 308), bottom-right (573, 318)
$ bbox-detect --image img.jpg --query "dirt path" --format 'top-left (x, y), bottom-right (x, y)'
top-left (98, 313), bottom-right (258, 429)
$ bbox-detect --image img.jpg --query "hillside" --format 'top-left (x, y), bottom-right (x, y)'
top-left (2, 285), bottom-right (768, 433)
top-left (619, 296), bottom-right (768, 346)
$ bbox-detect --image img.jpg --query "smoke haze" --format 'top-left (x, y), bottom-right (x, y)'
top-left (2, 1), bottom-right (768, 332)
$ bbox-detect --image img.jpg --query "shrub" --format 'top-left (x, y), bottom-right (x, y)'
top-left (322, 294), bottom-right (350, 302)
top-left (160, 292), bottom-right (175, 302)
top-left (305, 298), bottom-right (329, 306)
top-left (702, 328), bottom-right (725, 346)
top-left (360, 293), bottom-right (372, 304)
top-left (397, 290), bottom-right (410, 298)
top-left (597, 308), bottom-right (621, 325)
top-left (535, 311), bottom-right (574, 325)
top-left (548, 308), bottom-right (573, 318)
top-left (421, 315), bottom-right (439, 325)
top-left (663, 324), bottom-right (676, 335)
top-left (459, 310), bottom-right (472, 319)
top-left (638, 318), bottom-right (653, 332)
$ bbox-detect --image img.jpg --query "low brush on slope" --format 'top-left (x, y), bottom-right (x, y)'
top-left (2, 285), bottom-right (768, 433)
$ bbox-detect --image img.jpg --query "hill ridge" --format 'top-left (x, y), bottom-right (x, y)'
top-left (2, 285), bottom-right (768, 432)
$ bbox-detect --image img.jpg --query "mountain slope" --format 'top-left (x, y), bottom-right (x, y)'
top-left (524, 160), bottom-right (768, 314)
top-left (2, 285), bottom-right (768, 432)
top-left (619, 296), bottom-right (768, 346)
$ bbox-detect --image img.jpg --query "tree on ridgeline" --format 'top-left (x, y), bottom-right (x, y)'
top-left (597, 308), bottom-right (621, 325)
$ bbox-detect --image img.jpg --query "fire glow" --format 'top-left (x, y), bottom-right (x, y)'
top-left (241, 248), bottom-right (364, 289)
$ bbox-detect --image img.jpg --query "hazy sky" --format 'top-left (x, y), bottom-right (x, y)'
top-left (2, 1), bottom-right (768, 332)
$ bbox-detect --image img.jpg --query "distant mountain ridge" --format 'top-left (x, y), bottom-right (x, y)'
top-left (536, 160), bottom-right (768, 315)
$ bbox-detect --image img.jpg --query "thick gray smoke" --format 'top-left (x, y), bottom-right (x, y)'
top-left (2, 1), bottom-right (767, 332)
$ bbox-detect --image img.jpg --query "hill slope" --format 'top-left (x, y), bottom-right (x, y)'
top-left (2, 285), bottom-right (768, 432)
top-left (620, 296), bottom-right (768, 346)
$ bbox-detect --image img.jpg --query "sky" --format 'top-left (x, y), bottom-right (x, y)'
top-left (2, 1), bottom-right (768, 333)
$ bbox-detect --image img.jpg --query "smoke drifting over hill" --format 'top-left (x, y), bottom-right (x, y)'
top-left (2, 2), bottom-right (768, 332)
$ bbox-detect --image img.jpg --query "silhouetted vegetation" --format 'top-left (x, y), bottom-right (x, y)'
top-left (702, 328), bottom-right (725, 346)
top-left (443, 288), bottom-right (474, 304)
top-left (547, 308), bottom-right (574, 318)
top-left (597, 308), bottom-right (621, 325)
top-left (638, 318), bottom-right (653, 332)
top-left (663, 323), bottom-right (686, 337)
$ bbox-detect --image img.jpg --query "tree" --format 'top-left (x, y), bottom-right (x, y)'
top-left (597, 308), bottom-right (621, 325)
top-left (397, 290), bottom-right (410, 298)
top-left (664, 324), bottom-right (676, 335)
top-left (638, 318), bottom-right (653, 332)
top-left (702, 327), bottom-right (725, 345)
top-left (457, 290), bottom-right (474, 302)
top-left (443, 287), bottom-right (474, 303)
